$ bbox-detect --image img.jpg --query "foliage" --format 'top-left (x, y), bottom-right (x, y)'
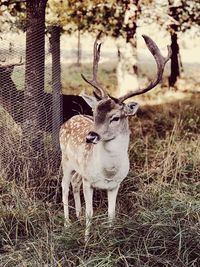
top-left (141, 0), bottom-right (200, 33)
top-left (0, 0), bottom-right (26, 32)
top-left (47, 0), bottom-right (138, 38)
top-left (168, 0), bottom-right (200, 33)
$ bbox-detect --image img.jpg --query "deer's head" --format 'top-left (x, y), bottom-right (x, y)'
top-left (81, 33), bottom-right (171, 144)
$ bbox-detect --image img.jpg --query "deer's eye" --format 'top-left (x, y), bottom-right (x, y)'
top-left (110, 116), bottom-right (120, 123)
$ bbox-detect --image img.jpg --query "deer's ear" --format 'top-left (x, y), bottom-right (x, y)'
top-left (80, 92), bottom-right (98, 109)
top-left (124, 102), bottom-right (139, 116)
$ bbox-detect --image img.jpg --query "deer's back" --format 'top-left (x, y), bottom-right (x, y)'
top-left (60, 115), bottom-right (93, 158)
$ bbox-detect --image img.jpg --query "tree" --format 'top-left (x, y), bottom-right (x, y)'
top-left (168, 0), bottom-right (200, 87)
top-left (68, 0), bottom-right (140, 95)
top-left (115, 0), bottom-right (140, 96)
top-left (140, 0), bottom-right (200, 88)
top-left (168, 0), bottom-right (181, 87)
top-left (0, 1), bottom-right (48, 151)
top-left (47, 0), bottom-right (141, 96)
top-left (23, 0), bottom-right (48, 157)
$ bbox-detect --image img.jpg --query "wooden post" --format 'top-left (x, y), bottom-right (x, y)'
top-left (50, 25), bottom-right (62, 155)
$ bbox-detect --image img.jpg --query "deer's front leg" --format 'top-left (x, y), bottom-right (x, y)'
top-left (107, 185), bottom-right (120, 225)
top-left (61, 159), bottom-right (73, 227)
top-left (83, 180), bottom-right (94, 241)
top-left (62, 175), bottom-right (71, 226)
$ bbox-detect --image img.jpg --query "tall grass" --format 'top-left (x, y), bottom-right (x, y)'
top-left (0, 66), bottom-right (200, 266)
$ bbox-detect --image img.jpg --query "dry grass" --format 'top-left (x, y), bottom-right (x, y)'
top-left (0, 67), bottom-right (200, 266)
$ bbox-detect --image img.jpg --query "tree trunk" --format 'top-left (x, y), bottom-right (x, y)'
top-left (23, 0), bottom-right (47, 157)
top-left (77, 29), bottom-right (81, 67)
top-left (169, 31), bottom-right (180, 87)
top-left (50, 25), bottom-right (62, 156)
top-left (117, 0), bottom-right (139, 97)
top-left (168, 1), bottom-right (181, 87)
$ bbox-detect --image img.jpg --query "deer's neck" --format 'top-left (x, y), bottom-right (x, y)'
top-left (96, 120), bottom-right (130, 156)
top-left (101, 133), bottom-right (129, 155)
top-left (82, 121), bottom-right (130, 188)
top-left (89, 124), bottom-right (130, 187)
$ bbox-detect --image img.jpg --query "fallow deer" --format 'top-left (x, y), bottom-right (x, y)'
top-left (0, 58), bottom-right (24, 116)
top-left (60, 33), bottom-right (171, 240)
top-left (0, 60), bottom-right (92, 131)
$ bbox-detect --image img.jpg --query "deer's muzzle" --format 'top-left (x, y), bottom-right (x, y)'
top-left (86, 131), bottom-right (100, 144)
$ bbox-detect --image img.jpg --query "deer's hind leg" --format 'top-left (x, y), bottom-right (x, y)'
top-left (71, 172), bottom-right (82, 220)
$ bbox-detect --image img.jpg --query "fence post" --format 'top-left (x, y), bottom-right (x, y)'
top-left (50, 25), bottom-right (62, 157)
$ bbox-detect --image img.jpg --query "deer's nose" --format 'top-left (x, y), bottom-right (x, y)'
top-left (86, 131), bottom-right (100, 144)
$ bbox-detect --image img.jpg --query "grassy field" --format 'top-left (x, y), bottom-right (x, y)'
top-left (0, 64), bottom-right (200, 267)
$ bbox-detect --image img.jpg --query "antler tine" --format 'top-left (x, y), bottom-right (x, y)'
top-left (81, 31), bottom-right (108, 99)
top-left (118, 35), bottom-right (172, 103)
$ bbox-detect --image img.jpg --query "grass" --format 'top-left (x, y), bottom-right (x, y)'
top-left (61, 62), bottom-right (117, 96)
top-left (0, 64), bottom-right (200, 266)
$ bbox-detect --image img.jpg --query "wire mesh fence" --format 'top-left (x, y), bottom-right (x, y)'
top-left (0, 33), bottom-right (63, 182)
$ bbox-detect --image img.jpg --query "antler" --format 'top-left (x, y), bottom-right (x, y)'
top-left (118, 35), bottom-right (172, 103)
top-left (81, 31), bottom-right (108, 99)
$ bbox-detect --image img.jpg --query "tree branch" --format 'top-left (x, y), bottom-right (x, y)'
top-left (0, 0), bottom-right (26, 7)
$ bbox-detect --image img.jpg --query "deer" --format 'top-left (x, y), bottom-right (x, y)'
top-left (0, 58), bottom-right (24, 117)
top-left (59, 33), bottom-right (171, 240)
top-left (0, 59), bottom-right (92, 132)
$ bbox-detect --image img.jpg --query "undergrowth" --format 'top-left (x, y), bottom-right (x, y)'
top-left (0, 88), bottom-right (200, 266)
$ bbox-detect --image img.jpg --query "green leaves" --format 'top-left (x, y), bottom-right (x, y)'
top-left (46, 0), bottom-right (128, 38)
